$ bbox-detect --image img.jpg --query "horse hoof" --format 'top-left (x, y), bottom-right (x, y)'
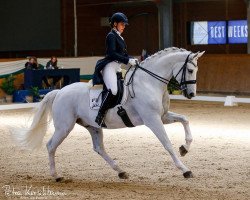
top-left (183, 171), bottom-right (193, 178)
top-left (118, 172), bottom-right (129, 179)
top-left (179, 145), bottom-right (188, 156)
top-left (55, 177), bottom-right (64, 182)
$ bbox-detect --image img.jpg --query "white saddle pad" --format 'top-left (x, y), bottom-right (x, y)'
top-left (89, 84), bottom-right (128, 110)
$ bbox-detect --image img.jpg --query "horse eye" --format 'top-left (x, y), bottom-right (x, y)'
top-left (188, 69), bottom-right (193, 74)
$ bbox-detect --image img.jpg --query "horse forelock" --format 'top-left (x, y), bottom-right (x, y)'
top-left (140, 47), bottom-right (190, 66)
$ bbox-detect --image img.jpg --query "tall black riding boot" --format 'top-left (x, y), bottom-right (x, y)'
top-left (95, 90), bottom-right (114, 126)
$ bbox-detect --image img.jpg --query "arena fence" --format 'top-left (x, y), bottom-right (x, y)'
top-left (0, 95), bottom-right (250, 111)
top-left (0, 103), bottom-right (37, 111)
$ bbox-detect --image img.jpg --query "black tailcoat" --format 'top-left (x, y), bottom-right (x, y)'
top-left (92, 30), bottom-right (129, 85)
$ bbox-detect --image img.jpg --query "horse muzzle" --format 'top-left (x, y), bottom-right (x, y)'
top-left (183, 90), bottom-right (195, 99)
top-left (187, 92), bottom-right (195, 99)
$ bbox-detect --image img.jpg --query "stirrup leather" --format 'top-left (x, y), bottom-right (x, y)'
top-left (95, 113), bottom-right (105, 126)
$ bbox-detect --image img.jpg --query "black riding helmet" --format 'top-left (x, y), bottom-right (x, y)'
top-left (110, 12), bottom-right (129, 27)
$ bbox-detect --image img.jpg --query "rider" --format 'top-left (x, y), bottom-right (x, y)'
top-left (92, 12), bottom-right (138, 126)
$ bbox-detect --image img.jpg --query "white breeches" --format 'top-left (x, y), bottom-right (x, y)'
top-left (102, 61), bottom-right (122, 95)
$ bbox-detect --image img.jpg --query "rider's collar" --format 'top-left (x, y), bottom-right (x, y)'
top-left (113, 28), bottom-right (124, 40)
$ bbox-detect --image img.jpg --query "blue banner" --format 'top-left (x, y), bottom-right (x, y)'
top-left (208, 21), bottom-right (227, 44)
top-left (228, 20), bottom-right (248, 44)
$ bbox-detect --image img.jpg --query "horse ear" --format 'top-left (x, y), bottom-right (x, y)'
top-left (192, 51), bottom-right (205, 60)
top-left (197, 51), bottom-right (205, 58)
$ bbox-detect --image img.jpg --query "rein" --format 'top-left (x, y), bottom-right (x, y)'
top-left (136, 65), bottom-right (169, 85)
top-left (125, 53), bottom-right (196, 97)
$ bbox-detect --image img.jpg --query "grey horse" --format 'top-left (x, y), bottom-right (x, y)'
top-left (11, 47), bottom-right (205, 181)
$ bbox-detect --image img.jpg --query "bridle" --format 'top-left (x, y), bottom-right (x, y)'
top-left (125, 53), bottom-right (197, 98)
top-left (174, 53), bottom-right (197, 91)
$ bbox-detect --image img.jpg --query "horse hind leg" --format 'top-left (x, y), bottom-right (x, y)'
top-left (87, 126), bottom-right (128, 179)
top-left (162, 111), bottom-right (193, 157)
top-left (46, 123), bottom-right (75, 182)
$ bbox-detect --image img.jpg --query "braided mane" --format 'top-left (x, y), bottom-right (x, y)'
top-left (140, 47), bottom-right (189, 66)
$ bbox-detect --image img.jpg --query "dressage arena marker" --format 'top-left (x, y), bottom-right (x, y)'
top-left (0, 95), bottom-right (249, 111)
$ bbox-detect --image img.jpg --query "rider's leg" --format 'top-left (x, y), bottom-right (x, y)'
top-left (95, 89), bottom-right (114, 126)
top-left (102, 62), bottom-right (121, 95)
top-left (95, 62), bottom-right (121, 126)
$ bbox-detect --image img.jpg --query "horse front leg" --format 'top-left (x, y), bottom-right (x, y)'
top-left (87, 126), bottom-right (128, 179)
top-left (162, 111), bottom-right (193, 156)
top-left (47, 129), bottom-right (70, 182)
top-left (144, 114), bottom-right (193, 178)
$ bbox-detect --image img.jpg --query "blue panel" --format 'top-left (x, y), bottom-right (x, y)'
top-left (208, 21), bottom-right (227, 44)
top-left (228, 20), bottom-right (248, 44)
top-left (13, 89), bottom-right (52, 103)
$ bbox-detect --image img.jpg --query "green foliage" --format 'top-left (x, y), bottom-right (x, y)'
top-left (167, 77), bottom-right (180, 94)
top-left (0, 75), bottom-right (15, 95)
top-left (29, 86), bottom-right (40, 98)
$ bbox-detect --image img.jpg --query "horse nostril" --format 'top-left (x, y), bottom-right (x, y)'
top-left (189, 93), bottom-right (195, 97)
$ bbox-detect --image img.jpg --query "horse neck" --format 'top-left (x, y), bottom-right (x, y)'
top-left (142, 52), bottom-right (188, 83)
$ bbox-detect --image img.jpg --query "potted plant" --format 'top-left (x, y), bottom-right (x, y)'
top-left (167, 77), bottom-right (182, 95)
top-left (26, 86), bottom-right (40, 102)
top-left (0, 75), bottom-right (15, 103)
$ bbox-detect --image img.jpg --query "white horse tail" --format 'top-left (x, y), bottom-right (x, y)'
top-left (11, 90), bottom-right (59, 151)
